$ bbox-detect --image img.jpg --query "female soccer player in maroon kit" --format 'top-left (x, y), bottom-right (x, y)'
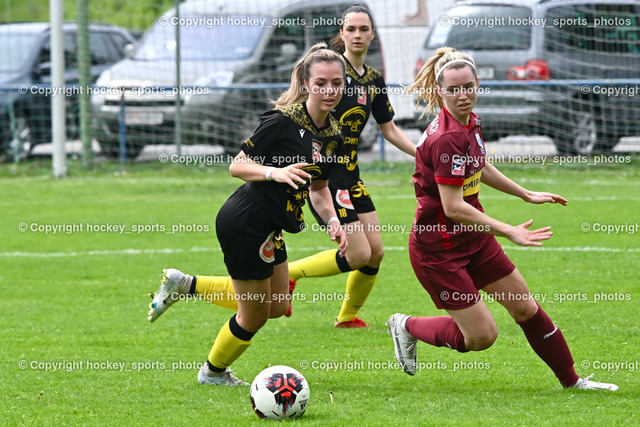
top-left (386, 47), bottom-right (617, 391)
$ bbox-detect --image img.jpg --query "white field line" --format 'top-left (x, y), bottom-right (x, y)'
top-left (1, 245), bottom-right (638, 258)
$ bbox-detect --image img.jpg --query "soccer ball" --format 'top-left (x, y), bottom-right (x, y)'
top-left (250, 365), bottom-right (310, 419)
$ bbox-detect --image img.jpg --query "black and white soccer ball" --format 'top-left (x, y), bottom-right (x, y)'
top-left (250, 365), bottom-right (310, 420)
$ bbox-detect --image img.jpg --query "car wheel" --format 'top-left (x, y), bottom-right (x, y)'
top-left (224, 107), bottom-right (263, 157)
top-left (8, 110), bottom-right (33, 160)
top-left (554, 101), bottom-right (616, 155)
top-left (98, 137), bottom-right (143, 161)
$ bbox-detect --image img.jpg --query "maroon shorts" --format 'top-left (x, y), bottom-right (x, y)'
top-left (409, 233), bottom-right (516, 310)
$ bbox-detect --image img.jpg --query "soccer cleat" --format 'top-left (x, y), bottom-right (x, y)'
top-left (334, 317), bottom-right (369, 328)
top-left (284, 279), bottom-right (297, 318)
top-left (198, 364), bottom-right (248, 386)
top-left (147, 268), bottom-right (190, 322)
top-left (386, 313), bottom-right (418, 375)
top-left (569, 374), bottom-right (619, 391)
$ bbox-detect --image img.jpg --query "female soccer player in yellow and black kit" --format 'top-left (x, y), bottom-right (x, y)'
top-left (147, 44), bottom-right (347, 386)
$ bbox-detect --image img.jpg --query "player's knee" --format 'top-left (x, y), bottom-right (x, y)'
top-left (369, 245), bottom-right (384, 265)
top-left (269, 302), bottom-right (288, 319)
top-left (346, 246), bottom-right (371, 270)
top-left (508, 300), bottom-right (539, 323)
top-left (465, 328), bottom-right (498, 351)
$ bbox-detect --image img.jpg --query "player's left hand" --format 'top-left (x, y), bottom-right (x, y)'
top-left (328, 222), bottom-right (347, 256)
top-left (523, 191), bottom-right (567, 206)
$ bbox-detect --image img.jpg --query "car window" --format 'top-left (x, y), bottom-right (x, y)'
top-left (545, 4), bottom-right (640, 54)
top-left (89, 32), bottom-right (120, 64)
top-left (261, 13), bottom-right (305, 63)
top-left (134, 15), bottom-right (266, 61)
top-left (427, 5), bottom-right (532, 50)
top-left (63, 33), bottom-right (78, 68)
top-left (107, 32), bottom-right (134, 57)
top-left (40, 32), bottom-right (78, 68)
top-left (309, 8), bottom-right (341, 45)
top-left (0, 32), bottom-right (40, 72)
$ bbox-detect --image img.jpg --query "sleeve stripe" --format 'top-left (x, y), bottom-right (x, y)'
top-left (435, 176), bottom-right (464, 186)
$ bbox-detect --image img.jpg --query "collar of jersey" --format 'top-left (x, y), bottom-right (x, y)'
top-left (342, 54), bottom-right (369, 79)
top-left (443, 107), bottom-right (475, 131)
top-left (302, 101), bottom-right (331, 132)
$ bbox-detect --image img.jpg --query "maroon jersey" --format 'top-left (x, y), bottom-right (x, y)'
top-left (411, 108), bottom-right (487, 250)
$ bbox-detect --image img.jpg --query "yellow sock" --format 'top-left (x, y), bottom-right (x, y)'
top-left (336, 268), bottom-right (378, 323)
top-left (208, 318), bottom-right (252, 369)
top-left (195, 276), bottom-right (238, 311)
top-left (289, 249), bottom-right (349, 281)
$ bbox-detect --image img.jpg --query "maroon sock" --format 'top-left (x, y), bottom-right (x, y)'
top-left (517, 303), bottom-right (579, 387)
top-left (406, 316), bottom-right (467, 353)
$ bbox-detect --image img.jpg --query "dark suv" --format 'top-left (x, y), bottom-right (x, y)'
top-left (0, 22), bottom-right (136, 160)
top-left (414, 0), bottom-right (640, 154)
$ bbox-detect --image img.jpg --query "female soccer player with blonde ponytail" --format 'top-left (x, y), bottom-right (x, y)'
top-left (147, 43), bottom-right (348, 386)
top-left (387, 46), bottom-right (617, 391)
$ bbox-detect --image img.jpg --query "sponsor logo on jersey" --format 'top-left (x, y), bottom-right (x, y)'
top-left (336, 189), bottom-right (354, 210)
top-left (475, 133), bottom-right (485, 154)
top-left (428, 116), bottom-right (440, 135)
top-left (340, 107), bottom-right (367, 134)
top-left (299, 129), bottom-right (305, 139)
top-left (259, 232), bottom-right (276, 263)
top-left (463, 170), bottom-right (482, 196)
top-left (451, 154), bottom-right (466, 176)
top-left (312, 140), bottom-right (323, 162)
top-left (347, 76), bottom-right (352, 85)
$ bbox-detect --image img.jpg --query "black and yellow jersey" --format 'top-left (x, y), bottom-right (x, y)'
top-left (240, 102), bottom-right (344, 234)
top-left (330, 56), bottom-right (395, 188)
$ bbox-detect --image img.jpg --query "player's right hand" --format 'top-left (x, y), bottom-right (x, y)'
top-left (271, 163), bottom-right (311, 189)
top-left (508, 219), bottom-right (553, 246)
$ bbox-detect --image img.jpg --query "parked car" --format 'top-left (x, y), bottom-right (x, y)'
top-left (414, 0), bottom-right (640, 154)
top-left (91, 0), bottom-right (384, 159)
top-left (0, 22), bottom-right (137, 160)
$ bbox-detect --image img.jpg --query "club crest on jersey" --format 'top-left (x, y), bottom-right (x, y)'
top-left (312, 140), bottom-right (323, 162)
top-left (451, 154), bottom-right (466, 176)
top-left (325, 140), bottom-right (338, 158)
top-left (357, 86), bottom-right (367, 105)
top-left (336, 189), bottom-right (354, 210)
top-left (259, 232), bottom-right (276, 263)
top-left (475, 133), bottom-right (485, 154)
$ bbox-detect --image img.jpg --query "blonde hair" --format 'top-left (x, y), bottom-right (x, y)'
top-left (274, 43), bottom-right (346, 108)
top-left (408, 47), bottom-right (477, 119)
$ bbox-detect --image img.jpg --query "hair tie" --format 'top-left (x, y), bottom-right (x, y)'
top-left (435, 59), bottom-right (476, 83)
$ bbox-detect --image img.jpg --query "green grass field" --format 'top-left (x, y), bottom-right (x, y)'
top-left (2, 159), bottom-right (639, 426)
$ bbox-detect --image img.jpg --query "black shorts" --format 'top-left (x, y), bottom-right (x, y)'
top-left (216, 186), bottom-right (287, 281)
top-left (309, 180), bottom-right (376, 225)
